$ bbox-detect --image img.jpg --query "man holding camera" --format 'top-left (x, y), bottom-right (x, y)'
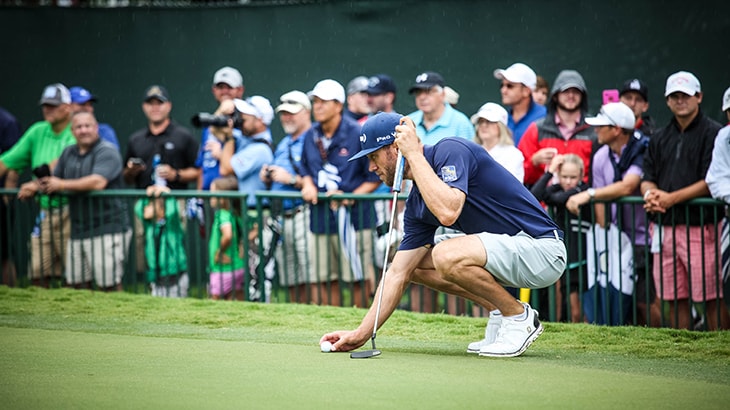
top-left (194, 66), bottom-right (246, 191)
top-left (219, 95), bottom-right (275, 301)
top-left (0, 83), bottom-right (75, 286)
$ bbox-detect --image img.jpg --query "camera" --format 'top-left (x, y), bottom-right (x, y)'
top-left (32, 163), bottom-right (51, 179)
top-left (191, 112), bottom-right (243, 128)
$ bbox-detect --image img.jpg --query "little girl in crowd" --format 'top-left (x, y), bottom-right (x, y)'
top-left (531, 153), bottom-right (592, 323)
top-left (208, 176), bottom-right (245, 300)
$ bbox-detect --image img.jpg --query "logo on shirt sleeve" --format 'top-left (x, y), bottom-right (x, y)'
top-left (440, 165), bottom-right (457, 182)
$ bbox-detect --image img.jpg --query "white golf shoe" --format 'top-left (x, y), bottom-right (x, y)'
top-left (466, 310), bottom-right (502, 353)
top-left (479, 303), bottom-right (543, 358)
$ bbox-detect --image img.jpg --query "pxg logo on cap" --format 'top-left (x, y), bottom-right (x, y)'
top-left (349, 112), bottom-right (403, 161)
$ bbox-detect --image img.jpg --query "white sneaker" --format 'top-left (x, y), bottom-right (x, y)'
top-left (466, 310), bottom-right (501, 353)
top-left (479, 303), bottom-right (543, 358)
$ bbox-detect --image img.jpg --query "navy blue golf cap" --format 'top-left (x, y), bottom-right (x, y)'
top-left (349, 112), bottom-right (403, 161)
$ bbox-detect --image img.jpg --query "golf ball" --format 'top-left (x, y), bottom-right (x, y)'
top-left (320, 341), bottom-right (333, 353)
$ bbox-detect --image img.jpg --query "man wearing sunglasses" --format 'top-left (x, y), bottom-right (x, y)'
top-left (493, 62), bottom-right (547, 146)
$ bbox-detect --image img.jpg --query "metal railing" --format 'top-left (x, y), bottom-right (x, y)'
top-left (1, 188), bottom-right (727, 329)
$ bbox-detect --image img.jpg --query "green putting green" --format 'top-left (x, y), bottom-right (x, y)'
top-left (0, 287), bottom-right (728, 409)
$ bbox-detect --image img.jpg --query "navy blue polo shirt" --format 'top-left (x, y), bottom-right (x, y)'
top-left (400, 138), bottom-right (561, 250)
top-left (300, 116), bottom-right (380, 233)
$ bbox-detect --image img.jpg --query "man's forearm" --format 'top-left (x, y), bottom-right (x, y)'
top-left (177, 167), bottom-right (201, 184)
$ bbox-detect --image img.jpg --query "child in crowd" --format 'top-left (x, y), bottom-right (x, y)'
top-left (208, 176), bottom-right (245, 300)
top-left (135, 185), bottom-right (189, 298)
top-left (532, 75), bottom-right (549, 106)
top-left (531, 154), bottom-right (591, 323)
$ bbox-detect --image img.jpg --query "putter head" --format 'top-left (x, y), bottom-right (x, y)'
top-left (350, 349), bottom-right (382, 359)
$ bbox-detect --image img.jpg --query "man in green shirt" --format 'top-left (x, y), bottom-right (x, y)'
top-left (0, 83), bottom-right (75, 286)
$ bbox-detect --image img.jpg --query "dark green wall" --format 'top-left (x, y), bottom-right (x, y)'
top-left (1, 0), bottom-right (729, 153)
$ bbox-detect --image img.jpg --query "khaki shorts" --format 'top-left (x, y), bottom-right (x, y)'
top-left (29, 207), bottom-right (70, 279)
top-left (275, 206), bottom-right (311, 287)
top-left (472, 230), bottom-right (566, 289)
top-left (309, 229), bottom-right (375, 284)
top-left (65, 230), bottom-right (132, 288)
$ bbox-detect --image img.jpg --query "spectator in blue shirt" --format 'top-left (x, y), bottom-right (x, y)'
top-left (493, 63), bottom-right (547, 146)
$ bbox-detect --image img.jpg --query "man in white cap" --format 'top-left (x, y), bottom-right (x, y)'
top-left (220, 95), bottom-right (274, 208)
top-left (217, 95), bottom-right (275, 301)
top-left (494, 62), bottom-right (547, 145)
top-left (260, 91), bottom-right (313, 303)
top-left (299, 79), bottom-right (381, 308)
top-left (211, 66), bottom-right (244, 103)
top-left (641, 71), bottom-right (727, 330)
top-left (705, 86), bottom-right (730, 312)
top-left (566, 102), bottom-right (660, 326)
top-left (0, 83), bottom-right (75, 286)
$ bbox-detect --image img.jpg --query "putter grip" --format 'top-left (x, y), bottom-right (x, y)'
top-left (393, 151), bottom-right (405, 193)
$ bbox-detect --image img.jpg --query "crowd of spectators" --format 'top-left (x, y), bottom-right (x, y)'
top-left (1, 64), bottom-right (728, 330)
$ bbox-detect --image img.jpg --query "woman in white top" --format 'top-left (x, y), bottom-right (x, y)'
top-left (471, 102), bottom-right (525, 183)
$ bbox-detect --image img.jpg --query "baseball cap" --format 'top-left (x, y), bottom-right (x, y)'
top-left (347, 76), bottom-right (370, 95)
top-left (275, 90), bottom-right (311, 114)
top-left (69, 86), bottom-right (97, 104)
top-left (349, 111), bottom-right (403, 162)
top-left (308, 79), bottom-right (345, 103)
top-left (619, 78), bottom-right (649, 102)
top-left (366, 74), bottom-right (397, 95)
top-left (585, 102), bottom-right (635, 130)
top-left (143, 85), bottom-right (170, 103)
top-left (408, 71), bottom-right (445, 94)
top-left (722, 86), bottom-right (730, 112)
top-left (493, 63), bottom-right (537, 90)
top-left (552, 70), bottom-right (587, 94)
top-left (39, 83), bottom-right (71, 106)
top-left (664, 71), bottom-right (701, 97)
top-left (233, 95), bottom-right (274, 126)
top-left (213, 66), bottom-right (243, 88)
top-left (470, 102), bottom-right (508, 126)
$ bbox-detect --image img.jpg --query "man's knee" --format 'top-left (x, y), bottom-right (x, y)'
top-left (430, 243), bottom-right (450, 271)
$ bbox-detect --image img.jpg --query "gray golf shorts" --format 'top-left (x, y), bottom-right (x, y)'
top-left (436, 230), bottom-right (566, 289)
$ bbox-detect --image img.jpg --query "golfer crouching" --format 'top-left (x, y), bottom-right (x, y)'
top-left (320, 112), bottom-right (566, 357)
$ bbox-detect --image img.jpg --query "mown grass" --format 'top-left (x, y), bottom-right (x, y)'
top-left (1, 286), bottom-right (729, 386)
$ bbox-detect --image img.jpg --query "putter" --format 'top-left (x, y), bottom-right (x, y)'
top-left (351, 149), bottom-right (405, 359)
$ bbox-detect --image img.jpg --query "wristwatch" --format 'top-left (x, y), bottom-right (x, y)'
top-left (289, 175), bottom-right (297, 186)
top-left (587, 188), bottom-right (596, 198)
